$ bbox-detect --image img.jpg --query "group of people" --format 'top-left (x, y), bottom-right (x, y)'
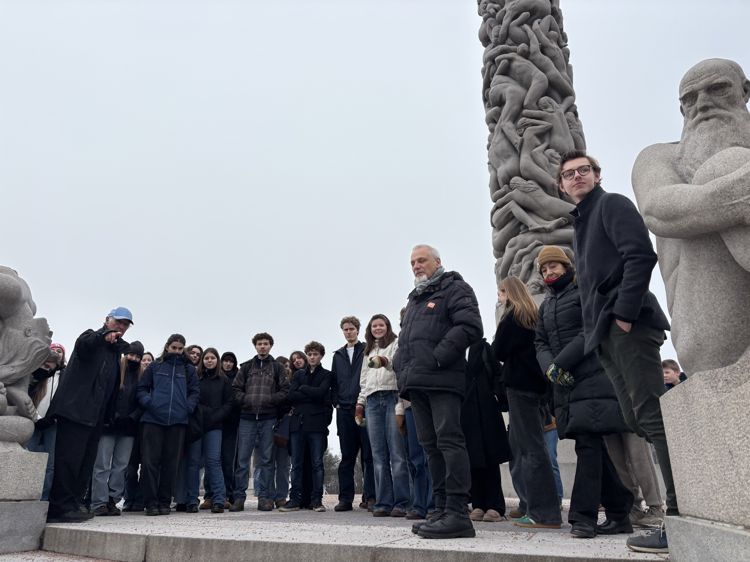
top-left (23, 151), bottom-right (685, 556)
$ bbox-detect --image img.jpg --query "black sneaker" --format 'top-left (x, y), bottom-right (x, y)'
top-left (186, 504), bottom-right (199, 513)
top-left (258, 499), bottom-right (274, 511)
top-left (92, 505), bottom-right (110, 517)
top-left (417, 512), bottom-right (475, 539)
top-left (229, 499), bottom-right (245, 512)
top-left (107, 498), bottom-right (122, 516)
top-left (278, 501), bottom-right (301, 512)
top-left (626, 523), bottom-right (668, 553)
top-left (158, 506), bottom-right (171, 515)
top-left (211, 504), bottom-right (224, 514)
top-left (145, 506), bottom-right (159, 516)
top-left (334, 502), bottom-right (353, 512)
top-left (174, 503), bottom-right (187, 512)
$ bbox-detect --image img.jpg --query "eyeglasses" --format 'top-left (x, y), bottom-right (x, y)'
top-left (560, 164), bottom-right (592, 181)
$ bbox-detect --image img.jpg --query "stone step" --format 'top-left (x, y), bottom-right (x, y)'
top-left (41, 506), bottom-right (666, 562)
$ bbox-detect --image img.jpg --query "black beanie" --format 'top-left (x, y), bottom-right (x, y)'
top-left (126, 340), bottom-right (145, 358)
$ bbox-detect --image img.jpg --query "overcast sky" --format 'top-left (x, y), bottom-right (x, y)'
top-left (2, 0), bottom-right (747, 382)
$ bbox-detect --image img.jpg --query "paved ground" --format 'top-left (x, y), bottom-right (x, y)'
top-left (4, 497), bottom-right (668, 562)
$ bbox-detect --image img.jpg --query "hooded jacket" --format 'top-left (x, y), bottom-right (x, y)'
top-left (137, 353), bottom-right (200, 426)
top-left (394, 271), bottom-right (483, 399)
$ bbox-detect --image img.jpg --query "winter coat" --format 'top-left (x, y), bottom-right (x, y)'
top-left (233, 355), bottom-right (289, 420)
top-left (492, 311), bottom-right (548, 395)
top-left (137, 354), bottom-right (200, 426)
top-left (571, 184), bottom-right (670, 353)
top-left (331, 341), bottom-right (365, 409)
top-left (535, 278), bottom-right (629, 438)
top-left (47, 326), bottom-right (128, 427)
top-left (105, 363), bottom-right (143, 437)
top-left (357, 339), bottom-right (404, 415)
top-left (461, 340), bottom-right (511, 468)
top-left (197, 371), bottom-right (233, 432)
top-left (222, 367), bottom-right (241, 430)
top-left (394, 271), bottom-right (483, 399)
top-left (288, 365), bottom-right (333, 434)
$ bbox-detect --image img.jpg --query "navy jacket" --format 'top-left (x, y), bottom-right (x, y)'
top-left (394, 271), bottom-right (483, 399)
top-left (571, 185), bottom-right (669, 353)
top-left (288, 365), bottom-right (333, 434)
top-left (535, 278), bottom-right (629, 438)
top-left (47, 326), bottom-right (128, 427)
top-left (330, 341), bottom-right (365, 408)
top-left (137, 354), bottom-right (200, 426)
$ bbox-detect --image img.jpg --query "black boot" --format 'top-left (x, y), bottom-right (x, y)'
top-left (417, 496), bottom-right (475, 539)
top-left (412, 495), bottom-right (445, 534)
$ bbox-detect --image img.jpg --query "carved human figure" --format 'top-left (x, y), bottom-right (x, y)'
top-left (632, 58), bottom-right (750, 374)
top-left (0, 267), bottom-right (52, 423)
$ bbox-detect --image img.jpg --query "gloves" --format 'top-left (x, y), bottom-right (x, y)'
top-left (368, 356), bottom-right (389, 369)
top-left (354, 404), bottom-right (366, 427)
top-left (546, 363), bottom-right (574, 387)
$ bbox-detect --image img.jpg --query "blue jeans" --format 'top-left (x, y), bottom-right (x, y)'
top-left (235, 418), bottom-right (275, 501)
top-left (544, 427), bottom-right (563, 502)
top-left (403, 407), bottom-right (433, 516)
top-left (366, 391), bottom-right (410, 512)
top-left (26, 424), bottom-right (57, 501)
top-left (289, 431), bottom-right (325, 504)
top-left (187, 429), bottom-right (225, 506)
top-left (267, 443), bottom-right (290, 501)
top-left (91, 434), bottom-right (135, 508)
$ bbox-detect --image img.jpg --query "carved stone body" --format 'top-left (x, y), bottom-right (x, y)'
top-left (0, 266), bottom-right (51, 443)
top-left (478, 0), bottom-right (584, 290)
top-left (632, 59), bottom-right (750, 375)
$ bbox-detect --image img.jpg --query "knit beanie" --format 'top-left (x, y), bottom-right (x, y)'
top-left (537, 246), bottom-right (572, 274)
top-left (125, 340), bottom-right (145, 358)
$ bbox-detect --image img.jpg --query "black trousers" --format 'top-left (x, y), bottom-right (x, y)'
top-left (470, 466), bottom-right (505, 513)
top-left (598, 321), bottom-right (677, 514)
top-left (410, 390), bottom-right (471, 513)
top-left (48, 418), bottom-right (102, 516)
top-left (140, 423), bottom-right (185, 509)
top-left (569, 433), bottom-right (633, 525)
top-left (123, 427), bottom-right (143, 508)
top-left (336, 407), bottom-right (375, 504)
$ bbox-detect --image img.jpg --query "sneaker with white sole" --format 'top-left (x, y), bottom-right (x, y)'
top-left (626, 523), bottom-right (668, 553)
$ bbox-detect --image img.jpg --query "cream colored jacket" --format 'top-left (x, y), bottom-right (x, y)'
top-left (357, 339), bottom-right (404, 415)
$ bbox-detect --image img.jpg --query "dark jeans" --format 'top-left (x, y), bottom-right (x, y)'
top-left (569, 433), bottom-right (633, 525)
top-left (403, 407), bottom-right (433, 516)
top-left (221, 423), bottom-right (238, 501)
top-left (48, 418), bottom-right (102, 517)
top-left (507, 389), bottom-right (561, 524)
top-left (470, 466), bottom-right (505, 513)
top-left (598, 321), bottom-right (678, 514)
top-left (336, 406), bottom-right (375, 504)
top-left (409, 390), bottom-right (470, 514)
top-left (289, 431), bottom-right (325, 505)
top-left (140, 423), bottom-right (185, 509)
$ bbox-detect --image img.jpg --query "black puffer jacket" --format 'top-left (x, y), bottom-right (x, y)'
top-left (394, 271), bottom-right (483, 399)
top-left (535, 277), bottom-right (629, 438)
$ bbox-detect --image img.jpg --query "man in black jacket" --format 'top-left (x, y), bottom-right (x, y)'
top-left (330, 316), bottom-right (375, 512)
top-left (394, 244), bottom-right (483, 539)
top-left (558, 151), bottom-right (676, 553)
top-left (46, 307), bottom-right (133, 522)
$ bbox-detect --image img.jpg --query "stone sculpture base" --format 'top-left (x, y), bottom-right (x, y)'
top-left (661, 361), bottom-right (750, 561)
top-left (0, 442), bottom-right (48, 554)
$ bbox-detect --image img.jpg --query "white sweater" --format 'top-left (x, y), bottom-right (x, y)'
top-left (357, 339), bottom-right (404, 415)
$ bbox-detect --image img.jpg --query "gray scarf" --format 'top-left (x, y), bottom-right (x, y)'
top-left (414, 266), bottom-right (446, 295)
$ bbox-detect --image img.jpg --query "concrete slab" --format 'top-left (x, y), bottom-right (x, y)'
top-left (667, 515), bottom-right (750, 562)
top-left (42, 498), bottom-right (666, 562)
top-left (0, 443), bottom-right (47, 501)
top-left (0, 501), bottom-right (48, 554)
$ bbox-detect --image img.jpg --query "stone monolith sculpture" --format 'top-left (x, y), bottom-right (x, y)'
top-left (0, 266), bottom-right (52, 553)
top-left (632, 58), bottom-right (750, 562)
top-left (478, 0), bottom-right (584, 291)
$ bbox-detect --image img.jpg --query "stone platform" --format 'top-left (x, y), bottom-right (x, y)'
top-left (33, 498), bottom-right (665, 562)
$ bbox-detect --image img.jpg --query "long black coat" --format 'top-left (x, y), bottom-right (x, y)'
top-left (47, 326), bottom-right (128, 427)
top-left (492, 311), bottom-right (548, 395)
top-left (461, 340), bottom-right (511, 468)
top-left (571, 185), bottom-right (669, 353)
top-left (535, 279), bottom-right (629, 438)
top-left (394, 271), bottom-right (483, 399)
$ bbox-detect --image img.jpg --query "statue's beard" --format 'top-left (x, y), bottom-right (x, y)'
top-left (677, 111), bottom-right (750, 182)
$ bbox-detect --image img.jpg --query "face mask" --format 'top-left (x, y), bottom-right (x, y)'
top-left (128, 359), bottom-right (141, 368)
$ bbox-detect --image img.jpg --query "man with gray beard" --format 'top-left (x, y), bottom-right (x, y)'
top-left (633, 58), bottom-right (750, 376)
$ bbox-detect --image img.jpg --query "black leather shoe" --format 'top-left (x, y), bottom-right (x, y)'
top-left (334, 502), bottom-right (353, 512)
top-left (229, 499), bottom-right (245, 512)
top-left (145, 507), bottom-right (159, 516)
top-left (411, 509), bottom-right (444, 534)
top-left (597, 518), bottom-right (634, 535)
top-left (571, 521), bottom-right (597, 538)
top-left (417, 512), bottom-right (476, 539)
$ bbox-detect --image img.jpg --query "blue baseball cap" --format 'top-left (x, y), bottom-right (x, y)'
top-left (108, 306), bottom-right (134, 325)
